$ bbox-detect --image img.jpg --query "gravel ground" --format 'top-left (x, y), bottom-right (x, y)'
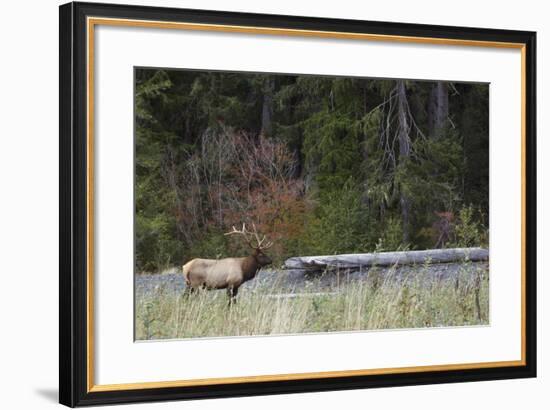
top-left (135, 261), bottom-right (489, 297)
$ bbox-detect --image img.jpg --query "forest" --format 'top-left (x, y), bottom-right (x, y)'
top-left (135, 68), bottom-right (489, 273)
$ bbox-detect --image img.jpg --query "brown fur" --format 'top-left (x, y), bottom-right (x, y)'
top-left (182, 249), bottom-right (271, 303)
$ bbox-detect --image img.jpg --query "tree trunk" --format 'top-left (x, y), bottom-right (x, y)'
top-left (261, 78), bottom-right (274, 137)
top-left (396, 80), bottom-right (411, 244)
top-left (428, 82), bottom-right (449, 138)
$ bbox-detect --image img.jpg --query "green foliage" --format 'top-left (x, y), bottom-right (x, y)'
top-left (303, 111), bottom-right (363, 191)
top-left (134, 68), bottom-right (489, 271)
top-left (375, 216), bottom-right (405, 252)
top-left (451, 205), bottom-right (488, 248)
top-left (456, 84), bottom-right (490, 213)
top-left (136, 213), bottom-right (181, 273)
top-left (303, 180), bottom-right (369, 255)
top-left (135, 70), bottom-right (173, 122)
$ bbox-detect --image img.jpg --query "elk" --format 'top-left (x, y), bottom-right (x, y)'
top-left (182, 224), bottom-right (273, 304)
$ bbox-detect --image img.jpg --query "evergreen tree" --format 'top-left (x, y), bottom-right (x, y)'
top-left (135, 68), bottom-right (489, 272)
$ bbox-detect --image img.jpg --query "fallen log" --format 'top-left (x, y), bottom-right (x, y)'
top-left (284, 247), bottom-right (488, 271)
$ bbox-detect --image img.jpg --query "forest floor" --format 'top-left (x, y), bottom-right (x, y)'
top-left (135, 261), bottom-right (489, 340)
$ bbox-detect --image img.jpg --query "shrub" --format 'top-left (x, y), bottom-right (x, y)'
top-left (303, 180), bottom-right (369, 255)
top-left (451, 205), bottom-right (488, 248)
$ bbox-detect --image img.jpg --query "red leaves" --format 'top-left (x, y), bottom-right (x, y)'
top-left (172, 127), bottom-right (306, 258)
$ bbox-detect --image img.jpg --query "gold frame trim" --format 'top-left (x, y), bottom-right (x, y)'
top-left (86, 16), bottom-right (527, 393)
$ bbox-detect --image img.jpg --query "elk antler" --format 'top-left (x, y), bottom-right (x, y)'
top-left (224, 223), bottom-right (255, 249)
top-left (248, 223), bottom-right (274, 251)
top-left (224, 223), bottom-right (274, 250)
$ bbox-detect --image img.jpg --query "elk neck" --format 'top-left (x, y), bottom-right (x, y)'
top-left (241, 254), bottom-right (260, 281)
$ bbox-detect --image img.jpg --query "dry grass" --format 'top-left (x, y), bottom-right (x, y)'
top-left (135, 263), bottom-right (489, 340)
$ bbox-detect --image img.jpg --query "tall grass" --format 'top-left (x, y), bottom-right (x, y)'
top-left (135, 263), bottom-right (489, 340)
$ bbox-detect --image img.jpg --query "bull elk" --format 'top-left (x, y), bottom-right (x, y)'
top-left (182, 224), bottom-right (273, 304)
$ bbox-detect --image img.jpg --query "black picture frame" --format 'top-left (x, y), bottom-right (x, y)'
top-left (59, 1), bottom-right (537, 407)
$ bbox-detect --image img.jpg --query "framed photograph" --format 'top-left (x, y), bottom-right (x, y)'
top-left (59, 1), bottom-right (536, 407)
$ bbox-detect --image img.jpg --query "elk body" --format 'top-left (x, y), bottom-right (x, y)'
top-left (182, 224), bottom-right (273, 304)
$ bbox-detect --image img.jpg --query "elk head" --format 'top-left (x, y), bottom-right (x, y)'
top-left (224, 223), bottom-right (274, 267)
